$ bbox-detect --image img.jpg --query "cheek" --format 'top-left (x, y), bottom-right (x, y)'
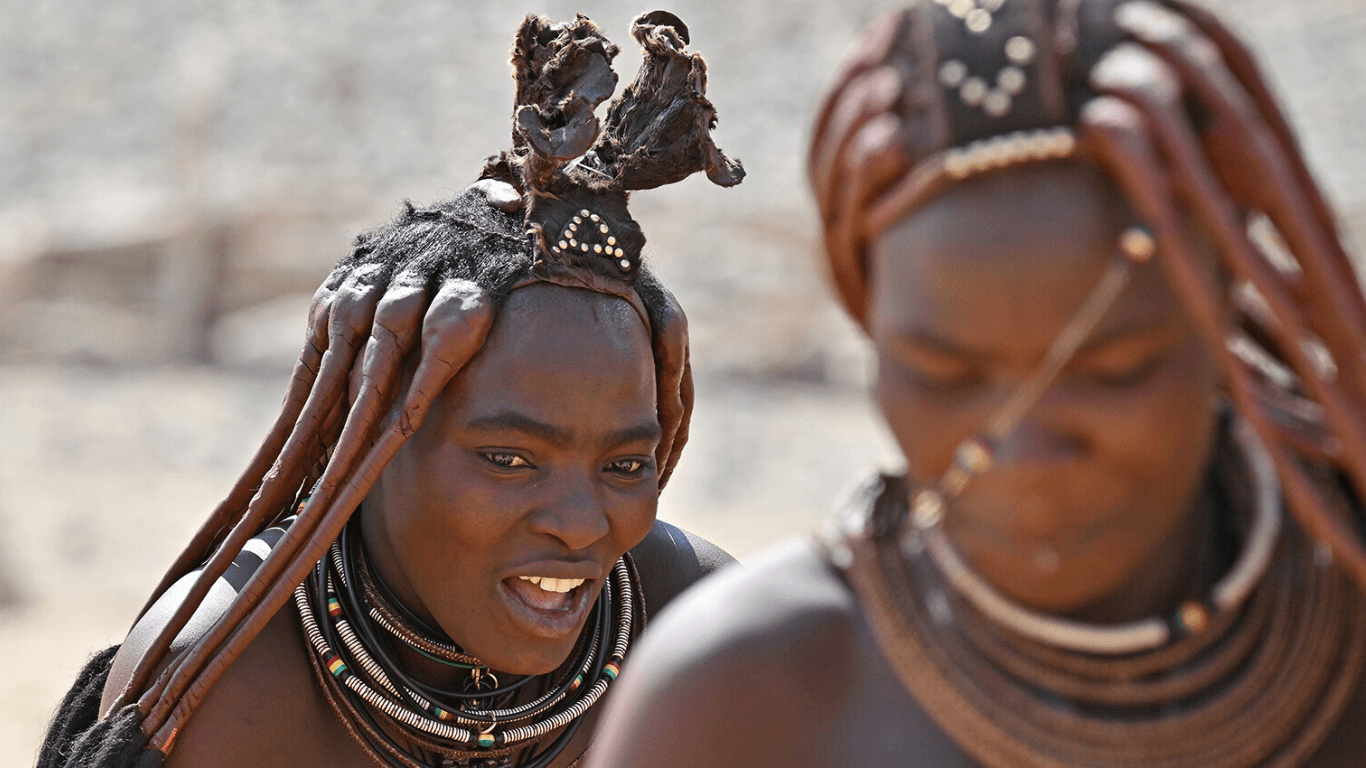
top-left (388, 448), bottom-right (514, 574)
top-left (875, 359), bottom-right (992, 485)
top-left (1089, 341), bottom-right (1221, 490)
top-left (612, 489), bottom-right (659, 552)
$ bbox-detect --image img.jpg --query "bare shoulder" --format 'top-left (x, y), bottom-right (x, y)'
top-left (100, 569), bottom-right (243, 719)
top-left (628, 518), bottom-right (738, 617)
top-left (586, 538), bottom-right (870, 768)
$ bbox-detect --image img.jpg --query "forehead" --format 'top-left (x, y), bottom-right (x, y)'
top-left (442, 282), bottom-right (656, 422)
top-left (868, 162), bottom-right (1182, 347)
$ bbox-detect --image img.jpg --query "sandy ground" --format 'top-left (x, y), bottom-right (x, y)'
top-left (0, 363), bottom-right (901, 764)
top-left (5, 0), bottom-right (1366, 764)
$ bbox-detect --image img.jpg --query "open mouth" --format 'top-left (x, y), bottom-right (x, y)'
top-left (498, 575), bottom-right (595, 639)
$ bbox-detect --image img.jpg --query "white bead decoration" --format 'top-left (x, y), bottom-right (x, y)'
top-left (960, 77), bottom-right (987, 106)
top-left (998, 66), bottom-right (1026, 95)
top-left (1005, 35), bottom-right (1036, 65)
top-left (983, 90), bottom-right (1011, 117)
top-left (939, 59), bottom-right (968, 88)
top-left (965, 8), bottom-right (991, 33)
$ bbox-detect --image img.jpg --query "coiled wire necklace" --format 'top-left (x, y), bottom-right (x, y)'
top-left (825, 233), bottom-right (1366, 765)
top-left (294, 517), bottom-right (643, 768)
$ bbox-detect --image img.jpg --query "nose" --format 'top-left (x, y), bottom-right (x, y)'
top-left (990, 390), bottom-right (1087, 468)
top-left (527, 472), bottom-right (611, 552)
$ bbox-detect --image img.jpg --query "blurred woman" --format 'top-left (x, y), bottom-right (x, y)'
top-left (586, 1), bottom-right (1366, 765)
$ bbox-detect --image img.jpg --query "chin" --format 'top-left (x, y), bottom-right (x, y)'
top-left (958, 534), bottom-right (1132, 616)
top-left (481, 637), bottom-right (580, 676)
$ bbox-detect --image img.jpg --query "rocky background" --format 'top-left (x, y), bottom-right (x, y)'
top-left (2, 0), bottom-right (1364, 761)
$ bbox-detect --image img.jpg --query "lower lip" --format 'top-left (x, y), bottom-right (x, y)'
top-left (497, 579), bottom-right (595, 640)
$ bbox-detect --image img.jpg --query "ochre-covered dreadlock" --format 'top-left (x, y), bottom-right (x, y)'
top-left (809, 0), bottom-right (1366, 593)
top-left (92, 10), bottom-right (741, 764)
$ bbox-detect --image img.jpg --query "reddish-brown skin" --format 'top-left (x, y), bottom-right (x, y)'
top-left (101, 283), bottom-right (734, 767)
top-left (582, 165), bottom-right (1366, 767)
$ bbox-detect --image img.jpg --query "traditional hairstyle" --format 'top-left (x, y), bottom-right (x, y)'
top-left (809, 0), bottom-right (1366, 590)
top-left (99, 10), bottom-right (741, 761)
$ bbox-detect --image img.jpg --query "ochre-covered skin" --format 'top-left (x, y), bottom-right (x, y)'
top-left (80, 10), bottom-right (743, 768)
top-left (585, 0), bottom-right (1366, 766)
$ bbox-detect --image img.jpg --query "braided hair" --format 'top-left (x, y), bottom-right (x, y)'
top-left (93, 10), bottom-right (741, 762)
top-left (809, 0), bottom-right (1366, 593)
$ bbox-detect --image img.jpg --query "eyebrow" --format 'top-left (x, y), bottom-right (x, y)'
top-left (1075, 316), bottom-right (1181, 354)
top-left (464, 411), bottom-right (662, 450)
top-left (606, 421), bottom-right (663, 449)
top-left (466, 411), bottom-right (573, 446)
top-left (897, 330), bottom-right (992, 362)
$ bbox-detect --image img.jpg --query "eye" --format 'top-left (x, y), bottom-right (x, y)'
top-left (606, 458), bottom-right (649, 477)
top-left (883, 354), bottom-right (985, 395)
top-left (482, 452), bottom-right (531, 469)
top-left (1079, 358), bottom-right (1162, 388)
top-left (1073, 347), bottom-right (1171, 389)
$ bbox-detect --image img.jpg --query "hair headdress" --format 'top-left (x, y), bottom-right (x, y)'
top-left (484, 11), bottom-right (743, 299)
top-left (82, 12), bottom-right (741, 765)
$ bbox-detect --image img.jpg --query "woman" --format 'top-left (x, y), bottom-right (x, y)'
top-left (586, 1), bottom-right (1366, 765)
top-left (39, 11), bottom-right (742, 768)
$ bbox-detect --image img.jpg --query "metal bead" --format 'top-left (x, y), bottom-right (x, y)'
top-left (619, 258), bottom-right (630, 269)
top-left (551, 246), bottom-right (560, 254)
top-left (997, 66), bottom-right (1026, 95)
top-left (1005, 36), bottom-right (1037, 65)
top-left (573, 216), bottom-right (582, 223)
top-left (569, 238), bottom-right (577, 247)
top-left (913, 490), bottom-right (946, 530)
top-left (558, 240), bottom-right (568, 250)
top-left (939, 59), bottom-right (968, 88)
top-left (590, 213), bottom-right (600, 221)
top-left (581, 243), bottom-right (589, 252)
top-left (579, 209), bottom-right (590, 217)
top-left (965, 8), bottom-right (991, 33)
top-left (568, 222), bottom-right (577, 232)
top-left (1177, 601), bottom-right (1209, 634)
top-left (1119, 226), bottom-right (1157, 261)
top-left (947, 0), bottom-right (973, 18)
top-left (607, 236), bottom-right (616, 246)
top-left (593, 244), bottom-right (603, 253)
top-left (954, 437), bottom-right (994, 474)
top-left (960, 77), bottom-right (987, 106)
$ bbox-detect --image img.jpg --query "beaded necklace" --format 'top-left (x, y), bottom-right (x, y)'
top-left (829, 430), bottom-right (1366, 766)
top-left (294, 519), bottom-right (642, 768)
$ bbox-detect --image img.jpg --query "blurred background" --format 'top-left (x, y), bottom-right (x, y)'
top-left (2, 0), bottom-right (1365, 761)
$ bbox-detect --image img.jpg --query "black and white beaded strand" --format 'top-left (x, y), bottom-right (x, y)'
top-left (293, 521), bottom-right (639, 766)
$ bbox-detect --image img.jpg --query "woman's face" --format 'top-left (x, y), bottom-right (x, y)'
top-left (869, 162), bottom-right (1223, 618)
top-left (362, 283), bottom-right (660, 675)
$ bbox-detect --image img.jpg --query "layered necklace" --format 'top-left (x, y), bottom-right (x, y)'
top-left (294, 519), bottom-right (643, 768)
top-left (830, 421), bottom-right (1366, 767)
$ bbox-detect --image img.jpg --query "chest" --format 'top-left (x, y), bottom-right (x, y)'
top-left (163, 607), bottom-right (595, 768)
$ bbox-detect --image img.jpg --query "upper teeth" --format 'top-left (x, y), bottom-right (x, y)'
top-left (518, 576), bottom-right (585, 593)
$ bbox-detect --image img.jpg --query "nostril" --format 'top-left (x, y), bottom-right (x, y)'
top-left (994, 424), bottom-right (1087, 466)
